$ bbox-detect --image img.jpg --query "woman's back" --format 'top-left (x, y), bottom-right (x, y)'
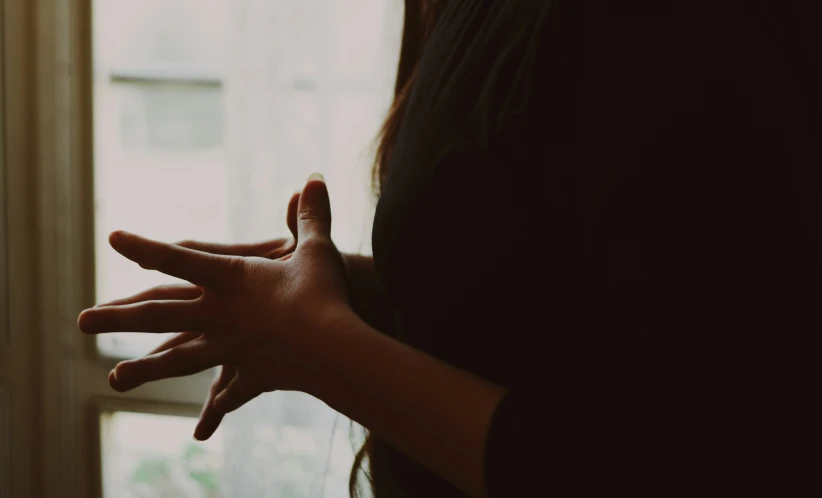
top-left (368, 1), bottom-right (821, 496)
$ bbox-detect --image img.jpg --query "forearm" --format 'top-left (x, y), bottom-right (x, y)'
top-left (341, 253), bottom-right (398, 337)
top-left (309, 310), bottom-right (508, 498)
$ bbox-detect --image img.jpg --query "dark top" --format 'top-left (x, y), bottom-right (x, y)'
top-left (370, 1), bottom-right (821, 496)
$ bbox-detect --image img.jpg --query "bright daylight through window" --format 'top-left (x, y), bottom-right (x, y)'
top-left (92, 0), bottom-right (401, 496)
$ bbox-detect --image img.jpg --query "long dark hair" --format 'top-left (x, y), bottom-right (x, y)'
top-left (368, 0), bottom-right (445, 200)
top-left (350, 2), bottom-right (445, 497)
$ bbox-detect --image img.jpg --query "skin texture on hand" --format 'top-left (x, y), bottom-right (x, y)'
top-left (78, 173), bottom-right (353, 440)
top-left (89, 185), bottom-right (393, 439)
top-left (175, 190), bottom-right (390, 333)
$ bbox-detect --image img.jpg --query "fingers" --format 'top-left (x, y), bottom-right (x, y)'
top-left (211, 373), bottom-right (260, 414)
top-left (297, 173), bottom-right (332, 241)
top-left (175, 238), bottom-right (290, 257)
top-left (109, 338), bottom-right (220, 392)
top-left (287, 190), bottom-right (301, 241)
top-left (148, 331), bottom-right (202, 355)
top-left (108, 231), bottom-right (239, 288)
top-left (258, 190), bottom-right (300, 260)
top-left (194, 365), bottom-right (236, 441)
top-left (172, 191), bottom-right (301, 259)
top-left (95, 283), bottom-right (203, 308)
top-left (78, 299), bottom-right (204, 334)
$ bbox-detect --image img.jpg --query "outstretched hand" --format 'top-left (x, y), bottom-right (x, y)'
top-left (78, 173), bottom-right (353, 440)
top-left (95, 189), bottom-right (303, 439)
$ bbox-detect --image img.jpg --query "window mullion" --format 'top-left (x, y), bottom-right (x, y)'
top-left (34, 0), bottom-right (85, 495)
top-left (2, 0), bottom-right (44, 495)
top-left (79, 360), bottom-right (216, 407)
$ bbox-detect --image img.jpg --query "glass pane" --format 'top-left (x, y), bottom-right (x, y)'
top-left (94, 0), bottom-right (399, 359)
top-left (94, 0), bottom-right (231, 358)
top-left (118, 83), bottom-right (224, 151)
top-left (93, 0), bottom-right (398, 495)
top-left (100, 411), bottom-right (226, 498)
top-left (100, 407), bottom-right (360, 498)
top-left (222, 392), bottom-right (359, 498)
top-left (94, 0), bottom-right (228, 74)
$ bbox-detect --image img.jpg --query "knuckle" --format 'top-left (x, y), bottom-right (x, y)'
top-left (141, 301), bottom-right (161, 315)
top-left (299, 236), bottom-right (331, 251)
top-left (222, 390), bottom-right (238, 404)
top-left (126, 359), bottom-right (153, 381)
top-left (158, 347), bottom-right (180, 365)
top-left (223, 255), bottom-right (247, 280)
top-left (225, 255), bottom-right (245, 271)
top-left (298, 208), bottom-right (326, 221)
top-left (300, 238), bottom-right (339, 260)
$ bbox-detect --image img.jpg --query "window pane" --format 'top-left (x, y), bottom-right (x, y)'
top-left (94, 0), bottom-right (228, 74)
top-left (93, 0), bottom-right (400, 358)
top-left (100, 411), bottom-right (226, 498)
top-left (118, 83), bottom-right (223, 151)
top-left (100, 405), bottom-right (360, 498)
top-left (93, 0), bottom-right (398, 494)
top-left (222, 392), bottom-right (358, 498)
top-left (94, 0), bottom-right (232, 358)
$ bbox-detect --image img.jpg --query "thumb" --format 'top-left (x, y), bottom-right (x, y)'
top-left (297, 173), bottom-right (332, 241)
top-left (286, 190), bottom-right (300, 240)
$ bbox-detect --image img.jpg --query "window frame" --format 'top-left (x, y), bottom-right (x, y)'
top-left (1, 0), bottom-right (40, 496)
top-left (91, 396), bottom-right (209, 498)
top-left (3, 1), bottom-right (398, 495)
top-left (0, 1), bottom-right (218, 497)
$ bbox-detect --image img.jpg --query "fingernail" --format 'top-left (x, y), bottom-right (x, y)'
top-left (110, 368), bottom-right (119, 381)
top-left (308, 172), bottom-right (325, 183)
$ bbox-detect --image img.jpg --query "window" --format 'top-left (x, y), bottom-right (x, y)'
top-left (0, 0), bottom-right (401, 496)
top-left (100, 411), bottom-right (226, 498)
top-left (93, 0), bottom-right (233, 359)
top-left (0, 387), bottom-right (8, 498)
top-left (0, 0), bottom-right (9, 492)
top-left (92, 0), bottom-right (401, 496)
top-left (0, 18), bottom-right (8, 495)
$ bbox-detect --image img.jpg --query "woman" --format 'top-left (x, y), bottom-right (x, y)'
top-left (79, 1), bottom-right (820, 496)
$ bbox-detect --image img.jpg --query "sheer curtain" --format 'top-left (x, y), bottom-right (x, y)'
top-left (220, 1), bottom-right (401, 497)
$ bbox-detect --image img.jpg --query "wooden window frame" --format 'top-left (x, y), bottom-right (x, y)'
top-left (1, 1), bottom-right (217, 497)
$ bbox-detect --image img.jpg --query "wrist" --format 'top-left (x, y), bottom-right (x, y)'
top-left (300, 304), bottom-right (364, 398)
top-left (339, 253), bottom-right (397, 337)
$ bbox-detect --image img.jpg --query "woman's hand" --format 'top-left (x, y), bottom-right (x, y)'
top-left (78, 173), bottom-right (353, 439)
top-left (172, 187), bottom-right (389, 336)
